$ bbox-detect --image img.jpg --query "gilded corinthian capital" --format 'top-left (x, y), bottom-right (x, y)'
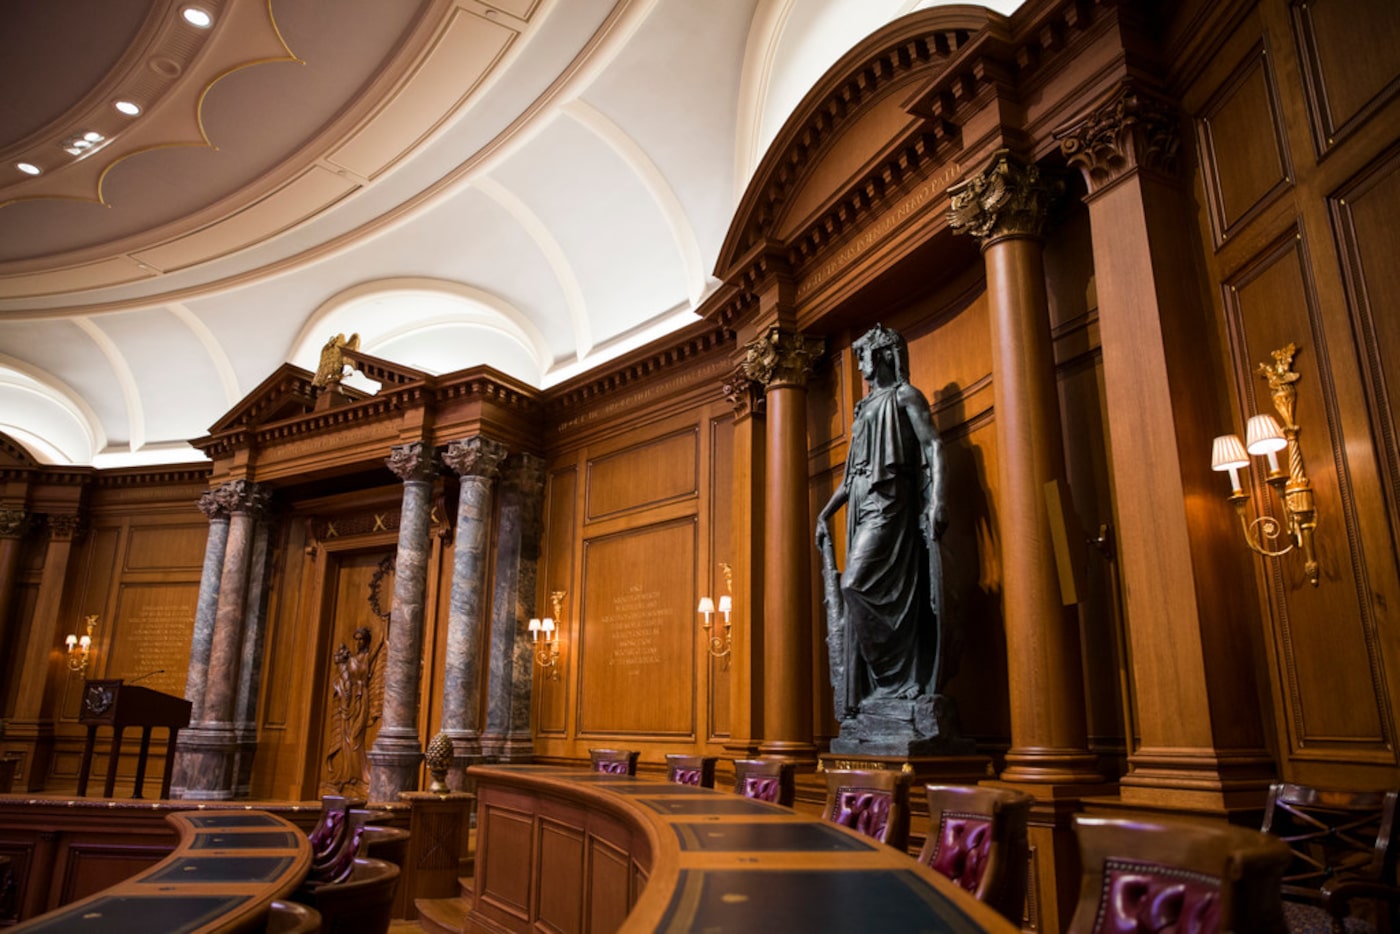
top-left (740, 327), bottom-right (824, 390)
top-left (947, 150), bottom-right (1063, 243)
top-left (1057, 83), bottom-right (1181, 194)
top-left (0, 507), bottom-right (28, 538)
top-left (213, 479), bottom-right (270, 516)
top-left (387, 441), bottom-right (439, 483)
top-left (442, 436), bottom-right (509, 480)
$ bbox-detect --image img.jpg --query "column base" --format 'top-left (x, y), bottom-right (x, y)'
top-left (479, 733), bottom-right (534, 763)
top-left (818, 752), bottom-right (993, 785)
top-left (231, 724), bottom-right (258, 799)
top-left (1001, 745), bottom-right (1104, 784)
top-left (368, 728), bottom-right (423, 804)
top-left (755, 739), bottom-right (819, 766)
top-left (173, 725), bottom-right (239, 800)
top-left (1118, 747), bottom-right (1276, 810)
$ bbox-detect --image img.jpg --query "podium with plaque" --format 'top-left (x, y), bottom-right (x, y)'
top-left (77, 679), bottom-right (192, 799)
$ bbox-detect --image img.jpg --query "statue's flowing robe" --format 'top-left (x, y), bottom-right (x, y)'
top-left (840, 384), bottom-right (936, 713)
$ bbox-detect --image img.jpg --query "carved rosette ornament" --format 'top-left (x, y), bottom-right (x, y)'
top-left (386, 441), bottom-right (439, 484)
top-left (0, 507), bottom-right (27, 539)
top-left (213, 479), bottom-right (270, 517)
top-left (442, 436), bottom-right (508, 480)
top-left (947, 150), bottom-right (1063, 244)
top-left (740, 327), bottom-right (824, 391)
top-left (722, 364), bottom-right (766, 419)
top-left (1057, 83), bottom-right (1181, 194)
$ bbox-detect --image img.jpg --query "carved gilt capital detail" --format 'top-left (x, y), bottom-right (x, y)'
top-left (46, 513), bottom-right (83, 541)
top-left (0, 507), bottom-right (28, 539)
top-left (442, 436), bottom-right (509, 481)
top-left (1057, 83), bottom-right (1181, 194)
top-left (197, 490), bottom-right (230, 522)
top-left (386, 441), bottom-right (439, 484)
top-left (947, 150), bottom-right (1063, 243)
top-left (740, 327), bottom-right (824, 391)
top-left (723, 365), bottom-right (766, 419)
top-left (214, 479), bottom-right (271, 517)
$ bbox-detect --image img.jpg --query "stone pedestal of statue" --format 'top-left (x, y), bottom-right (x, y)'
top-left (818, 750), bottom-right (992, 787)
top-left (831, 694), bottom-right (976, 757)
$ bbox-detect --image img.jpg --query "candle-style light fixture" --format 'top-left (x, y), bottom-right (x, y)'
top-left (697, 562), bottom-right (734, 659)
top-left (1211, 342), bottom-right (1319, 586)
top-left (527, 590), bottom-right (564, 680)
top-left (66, 614), bottom-right (98, 674)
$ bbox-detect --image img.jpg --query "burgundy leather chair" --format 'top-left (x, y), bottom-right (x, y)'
top-left (296, 857), bottom-right (399, 934)
top-left (1261, 782), bottom-right (1400, 933)
top-left (1069, 813), bottom-right (1291, 934)
top-left (588, 748), bottom-right (639, 775)
top-left (918, 784), bottom-right (1034, 923)
top-left (732, 758), bottom-right (796, 806)
top-left (665, 754), bottom-right (717, 788)
top-left (820, 768), bottom-right (912, 849)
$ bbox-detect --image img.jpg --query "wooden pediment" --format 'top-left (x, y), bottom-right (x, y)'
top-left (206, 363), bottom-right (324, 433)
top-left (0, 430), bottom-right (39, 468)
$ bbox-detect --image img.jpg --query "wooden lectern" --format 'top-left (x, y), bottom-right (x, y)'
top-left (77, 679), bottom-right (192, 799)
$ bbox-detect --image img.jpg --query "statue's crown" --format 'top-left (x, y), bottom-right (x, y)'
top-left (854, 323), bottom-right (903, 354)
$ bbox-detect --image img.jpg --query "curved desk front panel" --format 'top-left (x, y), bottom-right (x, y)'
top-left (467, 764), bottom-right (1016, 934)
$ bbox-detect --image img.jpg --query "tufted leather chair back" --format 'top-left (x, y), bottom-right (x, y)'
top-left (820, 768), bottom-right (911, 849)
top-left (918, 784), bottom-right (1034, 923)
top-left (588, 748), bottom-right (639, 775)
top-left (665, 754), bottom-right (717, 788)
top-left (731, 759), bottom-right (796, 806)
top-left (1068, 814), bottom-right (1292, 934)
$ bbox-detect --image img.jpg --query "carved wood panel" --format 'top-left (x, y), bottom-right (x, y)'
top-left (1223, 228), bottom-right (1394, 761)
top-left (587, 835), bottom-right (631, 932)
top-left (705, 415), bottom-right (733, 742)
top-left (539, 466), bottom-right (577, 735)
top-left (537, 817), bottom-right (584, 933)
top-left (585, 428), bottom-right (698, 521)
top-left (1197, 42), bottom-right (1294, 246)
top-left (479, 803), bottom-right (533, 921)
top-left (1290, 0), bottom-right (1400, 156)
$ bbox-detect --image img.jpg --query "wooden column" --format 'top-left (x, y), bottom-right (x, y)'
top-left (721, 369), bottom-right (765, 758)
top-left (1058, 85), bottom-right (1272, 808)
top-left (949, 151), bottom-right (1100, 785)
top-left (742, 326), bottom-right (823, 762)
top-left (6, 512), bottom-right (81, 792)
top-left (368, 442), bottom-right (439, 802)
top-left (0, 508), bottom-right (27, 701)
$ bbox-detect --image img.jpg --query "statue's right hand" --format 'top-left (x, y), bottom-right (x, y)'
top-left (814, 520), bottom-right (830, 549)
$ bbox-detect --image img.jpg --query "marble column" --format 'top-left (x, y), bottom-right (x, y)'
top-left (440, 436), bottom-right (508, 789)
top-left (481, 453), bottom-right (546, 762)
top-left (743, 327), bottom-right (823, 763)
top-left (5, 512), bottom-right (81, 791)
top-left (1058, 85), bottom-right (1273, 807)
top-left (178, 480), bottom-right (269, 799)
top-left (0, 508), bottom-right (28, 700)
top-left (367, 441), bottom-right (439, 803)
top-left (184, 492), bottom-right (230, 722)
top-left (948, 151), bottom-right (1100, 785)
top-left (231, 515), bottom-right (274, 797)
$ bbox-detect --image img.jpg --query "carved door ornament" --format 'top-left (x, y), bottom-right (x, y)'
top-left (322, 553), bottom-right (394, 795)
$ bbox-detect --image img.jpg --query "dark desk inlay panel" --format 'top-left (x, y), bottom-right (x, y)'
top-left (191, 830), bottom-right (299, 850)
top-left (185, 813), bottom-right (284, 828)
top-left (673, 822), bottom-right (876, 852)
top-left (19, 894), bottom-right (248, 933)
top-left (602, 783), bottom-right (716, 795)
top-left (659, 869), bottom-right (986, 934)
top-left (146, 855), bottom-right (294, 884)
top-left (640, 797), bottom-right (788, 816)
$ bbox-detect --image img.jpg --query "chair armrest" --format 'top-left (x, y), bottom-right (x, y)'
top-left (1320, 878), bottom-right (1400, 918)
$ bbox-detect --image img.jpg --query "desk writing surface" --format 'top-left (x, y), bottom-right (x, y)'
top-left (469, 764), bottom-right (1017, 934)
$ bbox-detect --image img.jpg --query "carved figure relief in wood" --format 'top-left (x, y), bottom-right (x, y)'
top-left (816, 324), bottom-right (972, 756)
top-left (322, 554), bottom-right (393, 795)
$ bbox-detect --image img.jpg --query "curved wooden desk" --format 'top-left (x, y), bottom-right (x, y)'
top-left (11, 809), bottom-right (310, 933)
top-left (468, 764), bottom-right (1017, 933)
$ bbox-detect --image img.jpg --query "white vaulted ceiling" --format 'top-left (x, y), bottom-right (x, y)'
top-left (0, 0), bottom-right (1021, 468)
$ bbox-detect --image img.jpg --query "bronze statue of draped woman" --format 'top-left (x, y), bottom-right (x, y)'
top-left (817, 324), bottom-right (965, 754)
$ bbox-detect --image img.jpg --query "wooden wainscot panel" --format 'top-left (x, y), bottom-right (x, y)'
top-left (536, 817), bottom-right (585, 933)
top-left (1225, 229), bottom-right (1393, 762)
top-left (1291, 0), bottom-right (1400, 156)
top-left (122, 523), bottom-right (206, 572)
top-left (106, 583), bottom-right (198, 700)
top-left (540, 465), bottom-right (578, 735)
top-left (578, 519), bottom-right (696, 737)
top-left (58, 839), bottom-right (171, 906)
top-left (584, 427), bottom-right (698, 522)
top-left (706, 414), bottom-right (734, 741)
top-left (586, 835), bottom-right (631, 933)
top-left (1197, 41), bottom-right (1294, 245)
top-left (478, 800), bottom-right (535, 923)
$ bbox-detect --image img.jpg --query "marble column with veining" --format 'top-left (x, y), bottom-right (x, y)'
top-left (231, 515), bottom-right (274, 797)
top-left (440, 436), bottom-right (507, 788)
top-left (367, 441), bottom-right (439, 802)
top-left (179, 480), bottom-right (269, 799)
top-left (481, 453), bottom-right (545, 761)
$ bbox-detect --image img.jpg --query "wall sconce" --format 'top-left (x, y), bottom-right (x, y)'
top-left (697, 562), bottom-right (734, 659)
top-left (527, 590), bottom-right (564, 680)
top-left (1211, 342), bottom-right (1319, 586)
top-left (66, 614), bottom-right (97, 674)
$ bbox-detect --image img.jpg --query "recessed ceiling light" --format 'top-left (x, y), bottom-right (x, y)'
top-left (72, 140), bottom-right (91, 150)
top-left (114, 101), bottom-right (141, 116)
top-left (182, 6), bottom-right (213, 28)
top-left (83, 131), bottom-right (104, 143)
top-left (17, 163), bottom-right (41, 176)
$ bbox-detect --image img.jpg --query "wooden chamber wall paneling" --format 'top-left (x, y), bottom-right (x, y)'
top-left (105, 583), bottom-right (199, 699)
top-left (587, 834), bottom-right (632, 932)
top-left (537, 817), bottom-right (585, 932)
top-left (1291, 0), bottom-right (1400, 156)
top-left (480, 803), bottom-right (533, 921)
top-left (1197, 41), bottom-right (1294, 246)
top-left (59, 841), bottom-right (170, 905)
top-left (584, 427), bottom-right (698, 521)
top-left (1331, 144), bottom-right (1400, 578)
top-left (1224, 228), bottom-right (1393, 762)
top-left (706, 415), bottom-right (734, 741)
top-left (122, 524), bottom-right (207, 572)
top-left (538, 466), bottom-right (578, 735)
top-left (577, 519), bottom-right (696, 737)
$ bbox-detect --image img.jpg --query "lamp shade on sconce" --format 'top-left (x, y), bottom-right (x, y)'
top-left (1211, 434), bottom-right (1250, 472)
top-left (1245, 415), bottom-right (1287, 456)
